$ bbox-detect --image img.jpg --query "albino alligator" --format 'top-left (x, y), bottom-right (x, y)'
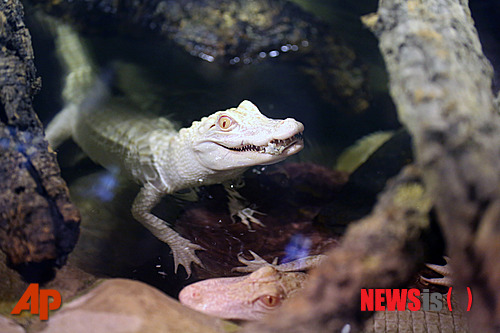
top-left (179, 253), bottom-right (469, 332)
top-left (45, 20), bottom-right (304, 276)
top-left (179, 251), bottom-right (324, 320)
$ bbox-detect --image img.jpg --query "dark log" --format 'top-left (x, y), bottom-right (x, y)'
top-left (0, 0), bottom-right (80, 282)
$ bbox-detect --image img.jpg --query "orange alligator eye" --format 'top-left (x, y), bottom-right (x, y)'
top-left (218, 115), bottom-right (234, 130)
top-left (258, 295), bottom-right (282, 308)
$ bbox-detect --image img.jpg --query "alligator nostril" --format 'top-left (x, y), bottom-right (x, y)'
top-left (278, 118), bottom-right (304, 133)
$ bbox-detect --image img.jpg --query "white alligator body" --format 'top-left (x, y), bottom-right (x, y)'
top-left (45, 19), bottom-right (305, 276)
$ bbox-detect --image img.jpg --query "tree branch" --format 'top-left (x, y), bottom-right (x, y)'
top-left (364, 0), bottom-right (500, 329)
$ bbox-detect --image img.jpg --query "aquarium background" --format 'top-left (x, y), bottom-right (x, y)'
top-left (20, 0), bottom-right (500, 297)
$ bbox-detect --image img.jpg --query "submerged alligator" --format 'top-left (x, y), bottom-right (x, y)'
top-left (180, 253), bottom-right (469, 332)
top-left (179, 251), bottom-right (324, 320)
top-left (45, 19), bottom-right (304, 276)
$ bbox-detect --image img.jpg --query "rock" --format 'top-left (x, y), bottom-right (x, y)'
top-left (0, 249), bottom-right (96, 328)
top-left (44, 264), bottom-right (97, 302)
top-left (0, 0), bottom-right (80, 282)
top-left (0, 251), bottom-right (31, 326)
top-left (30, 278), bottom-right (237, 333)
top-left (0, 316), bottom-right (24, 333)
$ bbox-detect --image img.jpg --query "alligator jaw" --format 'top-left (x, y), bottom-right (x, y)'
top-left (225, 132), bottom-right (304, 155)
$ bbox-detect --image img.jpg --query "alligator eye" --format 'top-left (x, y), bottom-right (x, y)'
top-left (218, 115), bottom-right (234, 130)
top-left (257, 295), bottom-right (282, 308)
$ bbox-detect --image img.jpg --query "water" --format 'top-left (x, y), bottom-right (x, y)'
top-left (25, 0), bottom-right (401, 296)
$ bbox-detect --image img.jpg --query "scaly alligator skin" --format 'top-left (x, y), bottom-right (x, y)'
top-left (45, 19), bottom-right (305, 276)
top-left (74, 99), bottom-right (304, 276)
top-left (363, 300), bottom-right (470, 333)
top-left (179, 251), bottom-right (323, 320)
top-left (180, 253), bottom-right (470, 332)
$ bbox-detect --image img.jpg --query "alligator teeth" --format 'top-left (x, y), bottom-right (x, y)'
top-left (227, 132), bottom-right (303, 155)
top-left (269, 133), bottom-right (303, 147)
top-left (228, 144), bottom-right (264, 152)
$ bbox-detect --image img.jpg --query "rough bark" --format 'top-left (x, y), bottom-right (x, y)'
top-left (363, 0), bottom-right (500, 330)
top-left (0, 0), bottom-right (80, 281)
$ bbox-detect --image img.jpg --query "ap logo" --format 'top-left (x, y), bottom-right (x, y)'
top-left (11, 283), bottom-right (62, 320)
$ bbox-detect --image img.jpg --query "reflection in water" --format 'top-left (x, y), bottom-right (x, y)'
top-left (283, 234), bottom-right (312, 264)
top-left (80, 169), bottom-right (119, 202)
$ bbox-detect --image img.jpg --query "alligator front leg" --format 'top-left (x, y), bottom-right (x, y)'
top-left (131, 183), bottom-right (204, 276)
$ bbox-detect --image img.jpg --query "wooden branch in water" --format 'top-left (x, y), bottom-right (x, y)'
top-left (245, 0), bottom-right (500, 331)
top-left (0, 0), bottom-right (80, 281)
